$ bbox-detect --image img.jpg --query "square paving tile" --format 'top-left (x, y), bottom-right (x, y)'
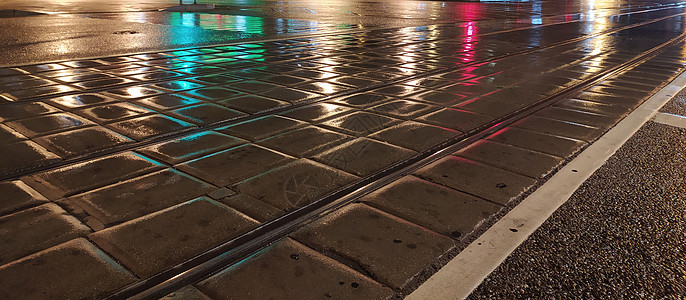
top-left (196, 238), bottom-right (393, 299)
top-left (5, 113), bottom-right (93, 138)
top-left (169, 103), bottom-right (246, 125)
top-left (0, 124), bottom-right (25, 143)
top-left (258, 87), bottom-right (320, 103)
top-left (361, 176), bottom-right (502, 238)
top-left (217, 116), bottom-right (305, 141)
top-left (184, 87), bottom-right (243, 102)
top-left (313, 138), bottom-right (416, 177)
top-left (76, 103), bottom-right (154, 123)
top-left (555, 98), bottom-right (632, 117)
top-left (69, 169), bottom-right (215, 225)
top-left (512, 115), bottom-right (604, 142)
top-left (106, 114), bottom-right (195, 141)
top-left (90, 197), bottom-right (258, 278)
top-left (369, 121), bottom-right (459, 152)
top-left (35, 127), bottom-right (133, 157)
top-left (104, 86), bottom-right (165, 99)
top-left (218, 193), bottom-right (285, 223)
top-left (217, 95), bottom-right (289, 114)
top-left (292, 203), bottom-right (454, 289)
top-left (415, 156), bottom-right (536, 205)
top-left (0, 203), bottom-right (91, 265)
top-left (369, 100), bottom-right (440, 119)
top-left (0, 180), bottom-right (48, 216)
top-left (257, 126), bottom-right (351, 157)
top-left (332, 93), bottom-right (389, 109)
top-left (133, 93), bottom-right (203, 111)
top-left (0, 102), bottom-right (60, 122)
top-left (0, 238), bottom-right (136, 299)
top-left (282, 103), bottom-right (354, 122)
top-left (456, 140), bottom-right (563, 179)
top-left (26, 152), bottom-right (164, 199)
top-left (178, 144), bottom-right (294, 186)
top-left (319, 111), bottom-right (400, 136)
top-left (536, 107), bottom-right (619, 128)
top-left (0, 141), bottom-right (60, 175)
top-left (137, 131), bottom-right (246, 164)
top-left (47, 94), bottom-right (117, 110)
top-left (235, 159), bottom-right (359, 212)
top-left (417, 108), bottom-right (494, 132)
top-left (486, 127), bottom-right (586, 157)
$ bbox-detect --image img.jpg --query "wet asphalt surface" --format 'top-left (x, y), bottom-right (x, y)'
top-left (1, 0), bottom-right (686, 299)
top-left (468, 116), bottom-right (686, 298)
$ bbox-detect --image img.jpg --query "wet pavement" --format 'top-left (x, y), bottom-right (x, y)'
top-left (1, 0), bottom-right (686, 299)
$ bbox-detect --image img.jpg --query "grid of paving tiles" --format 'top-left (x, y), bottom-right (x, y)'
top-left (1, 3), bottom-right (685, 299)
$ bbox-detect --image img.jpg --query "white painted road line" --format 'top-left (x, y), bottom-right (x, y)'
top-left (653, 112), bottom-right (686, 129)
top-left (406, 72), bottom-right (686, 300)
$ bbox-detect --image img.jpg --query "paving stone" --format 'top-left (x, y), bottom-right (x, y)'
top-left (0, 124), bottom-right (25, 143)
top-left (217, 115), bottom-right (305, 141)
top-left (369, 121), bottom-right (459, 152)
top-left (292, 204), bottom-right (454, 289)
top-left (456, 140), bottom-right (563, 179)
top-left (90, 197), bottom-right (258, 278)
top-left (361, 176), bottom-right (502, 238)
top-left (369, 100), bottom-right (440, 119)
top-left (69, 169), bottom-right (215, 225)
top-left (217, 95), bottom-right (289, 114)
top-left (0, 102), bottom-right (60, 122)
top-left (138, 131), bottom-right (246, 164)
top-left (411, 90), bottom-right (471, 106)
top-left (185, 87), bottom-right (243, 102)
top-left (257, 125), bottom-right (351, 157)
top-left (26, 152), bottom-right (164, 199)
top-left (0, 180), bottom-right (48, 216)
top-left (107, 114), bottom-right (195, 141)
top-left (536, 107), bottom-right (619, 128)
top-left (417, 108), bottom-right (495, 132)
top-left (132, 93), bottom-right (203, 111)
top-left (34, 126), bottom-right (133, 158)
top-left (0, 238), bottom-right (136, 299)
top-left (218, 194), bottom-right (285, 223)
top-left (47, 94), bottom-right (117, 109)
top-left (320, 111), bottom-right (400, 136)
top-left (169, 103), bottom-right (246, 125)
top-left (415, 156), bottom-right (536, 205)
top-left (5, 113), bottom-right (93, 138)
top-left (282, 103), bottom-right (354, 122)
top-left (161, 286), bottom-right (211, 300)
top-left (178, 144), bottom-right (294, 186)
top-left (105, 85), bottom-right (165, 99)
top-left (574, 91), bottom-right (642, 109)
top-left (313, 138), bottom-right (416, 177)
top-left (512, 115), bottom-right (604, 142)
top-left (259, 87), bottom-right (320, 103)
top-left (486, 127), bottom-right (587, 157)
top-left (332, 93), bottom-right (389, 109)
top-left (0, 203), bottom-right (91, 265)
top-left (0, 141), bottom-right (60, 175)
top-left (235, 159), bottom-right (359, 212)
top-left (555, 98), bottom-right (632, 117)
top-left (197, 238), bottom-right (393, 299)
top-left (76, 102), bottom-right (153, 123)
top-left (1, 85), bottom-right (77, 101)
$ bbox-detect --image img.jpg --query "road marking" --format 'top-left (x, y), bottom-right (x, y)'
top-left (406, 71), bottom-right (686, 300)
top-left (652, 112), bottom-right (686, 129)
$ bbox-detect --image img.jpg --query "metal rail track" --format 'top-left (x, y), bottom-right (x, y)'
top-left (106, 15), bottom-right (686, 300)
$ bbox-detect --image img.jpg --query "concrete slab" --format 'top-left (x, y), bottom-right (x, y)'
top-left (292, 204), bottom-right (454, 289)
top-left (0, 238), bottom-right (136, 299)
top-left (512, 115), bottom-right (604, 142)
top-left (0, 203), bottom-right (91, 265)
top-left (218, 116), bottom-right (306, 141)
top-left (0, 180), bottom-right (47, 216)
top-left (136, 131), bottom-right (247, 164)
top-left (319, 111), bottom-right (400, 136)
top-left (177, 144), bottom-right (294, 186)
top-left (69, 168), bottom-right (215, 225)
top-left (218, 193), bottom-right (285, 223)
top-left (161, 286), bottom-right (211, 300)
top-left (361, 176), bottom-right (502, 238)
top-left (485, 127), bottom-right (586, 158)
top-left (235, 159), bottom-right (359, 211)
top-left (313, 138), bottom-right (416, 177)
top-left (417, 108), bottom-right (495, 132)
top-left (282, 103), bottom-right (354, 123)
top-left (257, 126), bottom-right (352, 158)
top-left (106, 114), bottom-right (195, 141)
top-left (25, 151), bottom-right (164, 199)
top-left (369, 121), bottom-right (459, 152)
top-left (34, 126), bottom-right (133, 158)
top-left (196, 238), bottom-right (393, 299)
top-left (0, 140), bottom-right (60, 174)
top-left (90, 197), bottom-right (258, 278)
top-left (169, 104), bottom-right (245, 126)
top-left (415, 156), bottom-right (536, 205)
top-left (5, 113), bottom-right (93, 138)
top-left (455, 140), bottom-right (564, 179)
